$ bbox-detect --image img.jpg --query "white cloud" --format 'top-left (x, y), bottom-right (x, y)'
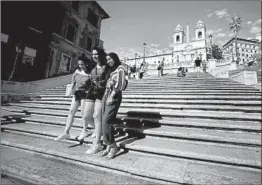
top-left (206, 9), bottom-right (214, 18)
top-left (206, 28), bottom-right (224, 36)
top-left (247, 37), bottom-right (253, 40)
top-left (215, 9), bottom-right (230, 19)
top-left (251, 18), bottom-right (261, 27)
top-left (216, 33), bottom-right (226, 38)
top-left (150, 44), bottom-right (160, 48)
top-left (249, 26), bottom-right (261, 34)
top-left (247, 21), bottom-right (252, 25)
top-left (207, 9), bottom-right (230, 19)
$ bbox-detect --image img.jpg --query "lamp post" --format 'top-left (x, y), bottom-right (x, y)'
top-left (143, 43), bottom-right (146, 64)
top-left (135, 53), bottom-right (137, 68)
top-left (8, 42), bottom-right (23, 81)
top-left (209, 34), bottom-right (213, 59)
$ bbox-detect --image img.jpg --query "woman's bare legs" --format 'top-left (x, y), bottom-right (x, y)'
top-left (86, 99), bottom-right (103, 154)
top-left (54, 97), bottom-right (80, 141)
top-left (78, 100), bottom-right (95, 140)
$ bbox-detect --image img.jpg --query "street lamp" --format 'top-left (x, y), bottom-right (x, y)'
top-left (143, 43), bottom-right (146, 64)
top-left (209, 34), bottom-right (213, 59)
top-left (135, 53), bottom-right (137, 68)
top-left (8, 42), bottom-right (23, 81)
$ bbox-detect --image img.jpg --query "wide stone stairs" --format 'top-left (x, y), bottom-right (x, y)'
top-left (1, 72), bottom-right (261, 184)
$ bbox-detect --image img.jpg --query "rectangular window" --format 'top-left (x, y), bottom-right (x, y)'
top-left (86, 37), bottom-right (92, 51)
top-left (59, 53), bottom-right (71, 72)
top-left (87, 8), bottom-right (98, 28)
top-left (66, 23), bottom-right (76, 43)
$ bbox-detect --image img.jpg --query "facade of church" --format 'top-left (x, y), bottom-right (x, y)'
top-left (127, 20), bottom-right (208, 69)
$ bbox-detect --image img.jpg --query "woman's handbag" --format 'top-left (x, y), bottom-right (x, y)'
top-left (65, 84), bottom-right (75, 96)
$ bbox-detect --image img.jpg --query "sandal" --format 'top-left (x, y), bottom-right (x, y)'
top-left (106, 147), bottom-right (119, 159)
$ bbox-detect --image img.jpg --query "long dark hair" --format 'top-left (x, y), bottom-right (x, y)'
top-left (76, 53), bottom-right (95, 73)
top-left (103, 52), bottom-right (122, 81)
top-left (92, 46), bottom-right (107, 66)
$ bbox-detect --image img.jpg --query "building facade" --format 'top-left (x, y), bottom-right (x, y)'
top-left (222, 36), bottom-right (261, 65)
top-left (1, 1), bottom-right (109, 81)
top-left (126, 20), bottom-right (208, 69)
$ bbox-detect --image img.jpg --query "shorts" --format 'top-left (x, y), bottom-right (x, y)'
top-left (196, 66), bottom-right (200, 71)
top-left (85, 90), bottom-right (105, 101)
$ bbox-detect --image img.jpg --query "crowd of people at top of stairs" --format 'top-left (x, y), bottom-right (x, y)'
top-left (55, 46), bottom-right (128, 159)
top-left (128, 58), bottom-right (207, 79)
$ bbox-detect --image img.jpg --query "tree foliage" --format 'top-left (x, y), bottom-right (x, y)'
top-left (229, 16), bottom-right (243, 63)
top-left (207, 44), bottom-right (223, 60)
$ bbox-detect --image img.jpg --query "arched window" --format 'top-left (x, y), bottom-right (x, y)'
top-left (198, 31), bottom-right (202, 39)
top-left (176, 35), bottom-right (180, 42)
top-left (65, 18), bottom-right (78, 43)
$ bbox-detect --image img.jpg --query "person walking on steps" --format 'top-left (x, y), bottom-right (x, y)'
top-left (54, 53), bottom-right (96, 141)
top-left (194, 57), bottom-right (202, 77)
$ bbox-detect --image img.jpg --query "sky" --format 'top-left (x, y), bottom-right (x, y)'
top-left (98, 1), bottom-right (261, 60)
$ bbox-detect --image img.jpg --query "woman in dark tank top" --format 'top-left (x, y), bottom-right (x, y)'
top-left (85, 46), bottom-right (109, 155)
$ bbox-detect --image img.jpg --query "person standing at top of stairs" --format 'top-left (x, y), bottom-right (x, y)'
top-left (194, 57), bottom-right (202, 77)
top-left (54, 53), bottom-right (96, 141)
top-left (100, 52), bottom-right (128, 159)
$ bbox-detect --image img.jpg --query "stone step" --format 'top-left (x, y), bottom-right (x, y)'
top-left (122, 136), bottom-right (261, 168)
top-left (4, 118), bottom-right (259, 147)
top-left (1, 127), bottom-right (261, 169)
top-left (21, 98), bottom-right (262, 107)
top-left (114, 124), bottom-right (261, 146)
top-left (1, 147), bottom-right (159, 185)
top-left (21, 114), bottom-right (262, 132)
top-left (14, 101), bottom-right (262, 113)
top-left (36, 90), bottom-right (262, 95)
top-left (4, 104), bottom-right (262, 121)
top-left (2, 132), bottom-right (260, 184)
top-left (124, 87), bottom-right (255, 91)
top-left (33, 94), bottom-right (262, 100)
top-left (32, 90), bottom-right (261, 97)
top-left (43, 84), bottom-right (250, 90)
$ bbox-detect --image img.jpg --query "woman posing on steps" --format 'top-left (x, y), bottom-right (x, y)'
top-left (99, 52), bottom-right (128, 159)
top-left (54, 53), bottom-right (96, 141)
top-left (85, 46), bottom-right (108, 154)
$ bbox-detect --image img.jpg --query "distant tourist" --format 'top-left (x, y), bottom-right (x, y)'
top-left (130, 65), bottom-right (136, 78)
top-left (139, 62), bottom-right (146, 79)
top-left (194, 57), bottom-right (202, 77)
top-left (161, 61), bottom-right (164, 76)
top-left (157, 61), bottom-right (162, 77)
top-left (202, 59), bottom-right (207, 73)
top-left (54, 53), bottom-right (95, 141)
top-left (100, 52), bottom-right (128, 159)
top-left (177, 67), bottom-right (186, 77)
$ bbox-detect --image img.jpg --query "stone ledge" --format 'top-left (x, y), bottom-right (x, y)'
top-left (230, 71), bottom-right (258, 85)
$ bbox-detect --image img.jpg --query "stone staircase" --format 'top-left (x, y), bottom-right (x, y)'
top-left (1, 72), bottom-right (261, 184)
